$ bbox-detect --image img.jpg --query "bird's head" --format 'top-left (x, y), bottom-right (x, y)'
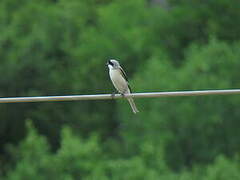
top-left (106, 59), bottom-right (120, 69)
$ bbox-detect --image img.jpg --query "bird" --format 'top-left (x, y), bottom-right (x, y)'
top-left (106, 59), bottom-right (139, 114)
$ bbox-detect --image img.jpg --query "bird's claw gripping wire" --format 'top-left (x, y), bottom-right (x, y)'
top-left (111, 92), bottom-right (125, 99)
top-left (111, 92), bottom-right (116, 99)
top-left (121, 93), bottom-right (125, 98)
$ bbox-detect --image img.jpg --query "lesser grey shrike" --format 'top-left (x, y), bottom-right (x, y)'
top-left (106, 59), bottom-right (139, 114)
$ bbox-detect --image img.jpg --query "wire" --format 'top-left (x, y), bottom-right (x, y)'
top-left (0, 89), bottom-right (239, 103)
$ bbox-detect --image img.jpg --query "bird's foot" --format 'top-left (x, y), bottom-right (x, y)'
top-left (111, 92), bottom-right (116, 99)
top-left (120, 93), bottom-right (125, 97)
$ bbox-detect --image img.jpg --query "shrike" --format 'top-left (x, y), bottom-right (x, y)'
top-left (106, 59), bottom-right (139, 114)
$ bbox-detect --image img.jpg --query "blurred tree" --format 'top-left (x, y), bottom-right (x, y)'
top-left (6, 121), bottom-right (105, 179)
top-left (119, 39), bottom-right (240, 170)
top-left (0, 0), bottom-right (118, 155)
top-left (1, 0), bottom-right (240, 178)
top-left (148, 0), bottom-right (240, 63)
top-left (204, 155), bottom-right (240, 180)
top-left (172, 0), bottom-right (240, 41)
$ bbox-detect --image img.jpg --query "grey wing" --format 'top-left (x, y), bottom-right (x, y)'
top-left (119, 67), bottom-right (132, 92)
top-left (119, 67), bottom-right (128, 82)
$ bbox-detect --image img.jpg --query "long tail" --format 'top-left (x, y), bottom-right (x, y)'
top-left (127, 97), bottom-right (139, 114)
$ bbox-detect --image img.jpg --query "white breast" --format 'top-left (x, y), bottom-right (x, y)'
top-left (109, 69), bottom-right (129, 94)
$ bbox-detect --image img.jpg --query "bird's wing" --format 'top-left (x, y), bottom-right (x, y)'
top-left (119, 67), bottom-right (132, 92)
top-left (119, 67), bottom-right (128, 82)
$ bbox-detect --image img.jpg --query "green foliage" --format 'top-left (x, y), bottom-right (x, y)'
top-left (1, 0), bottom-right (240, 179)
top-left (5, 122), bottom-right (240, 179)
top-left (119, 39), bottom-right (240, 170)
top-left (6, 122), bottom-right (105, 179)
top-left (4, 122), bottom-right (168, 179)
top-left (204, 155), bottom-right (240, 180)
top-left (171, 0), bottom-right (240, 41)
top-left (6, 121), bottom-right (53, 180)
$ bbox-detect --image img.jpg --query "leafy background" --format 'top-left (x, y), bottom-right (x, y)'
top-left (1, 0), bottom-right (240, 179)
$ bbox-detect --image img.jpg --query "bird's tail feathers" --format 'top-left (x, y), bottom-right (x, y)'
top-left (127, 97), bottom-right (139, 114)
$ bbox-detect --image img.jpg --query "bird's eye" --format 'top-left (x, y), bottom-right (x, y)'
top-left (108, 61), bottom-right (114, 66)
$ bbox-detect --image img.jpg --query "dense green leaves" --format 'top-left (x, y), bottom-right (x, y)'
top-left (120, 39), bottom-right (240, 170)
top-left (5, 123), bottom-right (240, 179)
top-left (1, 0), bottom-right (240, 179)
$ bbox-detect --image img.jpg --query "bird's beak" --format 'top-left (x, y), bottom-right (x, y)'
top-left (106, 62), bottom-right (109, 66)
